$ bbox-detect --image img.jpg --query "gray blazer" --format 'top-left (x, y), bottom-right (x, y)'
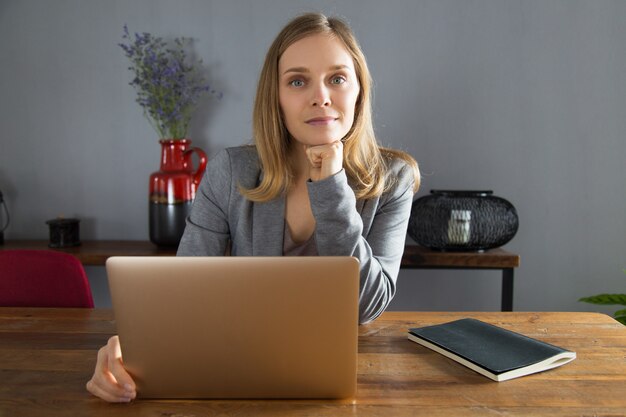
top-left (177, 145), bottom-right (416, 323)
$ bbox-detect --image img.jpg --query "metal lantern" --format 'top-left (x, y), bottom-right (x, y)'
top-left (46, 218), bottom-right (81, 248)
top-left (408, 190), bottom-right (519, 252)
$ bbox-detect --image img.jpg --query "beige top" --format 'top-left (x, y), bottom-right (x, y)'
top-left (283, 223), bottom-right (318, 256)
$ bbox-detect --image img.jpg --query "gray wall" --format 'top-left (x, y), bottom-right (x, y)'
top-left (1, 0), bottom-right (625, 313)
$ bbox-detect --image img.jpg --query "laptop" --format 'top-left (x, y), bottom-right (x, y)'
top-left (106, 256), bottom-right (359, 399)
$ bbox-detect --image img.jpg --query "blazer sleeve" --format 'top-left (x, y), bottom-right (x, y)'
top-left (177, 149), bottom-right (232, 256)
top-left (307, 161), bottom-right (415, 324)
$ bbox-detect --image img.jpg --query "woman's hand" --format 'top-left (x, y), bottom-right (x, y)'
top-left (305, 140), bottom-right (344, 181)
top-left (86, 336), bottom-right (137, 402)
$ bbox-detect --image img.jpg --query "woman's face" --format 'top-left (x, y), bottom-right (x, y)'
top-left (278, 33), bottom-right (360, 147)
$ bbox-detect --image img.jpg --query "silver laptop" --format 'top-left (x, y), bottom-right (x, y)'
top-left (106, 256), bottom-right (359, 399)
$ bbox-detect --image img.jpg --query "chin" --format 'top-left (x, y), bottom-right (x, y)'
top-left (304, 131), bottom-right (346, 146)
top-left (309, 137), bottom-right (339, 146)
top-left (292, 135), bottom-right (337, 147)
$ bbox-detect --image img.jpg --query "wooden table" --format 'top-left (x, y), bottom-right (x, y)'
top-left (1, 308), bottom-right (624, 416)
top-left (1, 240), bottom-right (520, 311)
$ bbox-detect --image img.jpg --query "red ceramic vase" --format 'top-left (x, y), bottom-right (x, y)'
top-left (149, 139), bottom-right (207, 247)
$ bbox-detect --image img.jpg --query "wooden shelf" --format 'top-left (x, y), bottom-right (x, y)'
top-left (1, 240), bottom-right (520, 311)
top-left (1, 240), bottom-right (519, 268)
top-left (0, 240), bottom-right (175, 265)
top-left (401, 245), bottom-right (519, 269)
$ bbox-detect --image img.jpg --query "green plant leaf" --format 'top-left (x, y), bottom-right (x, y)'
top-left (613, 308), bottom-right (626, 318)
top-left (579, 294), bottom-right (626, 306)
top-left (615, 315), bottom-right (626, 326)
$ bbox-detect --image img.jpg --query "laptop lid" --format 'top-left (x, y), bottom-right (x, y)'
top-left (106, 256), bottom-right (359, 399)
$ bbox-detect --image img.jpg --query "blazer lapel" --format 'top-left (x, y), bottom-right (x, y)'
top-left (355, 198), bottom-right (365, 215)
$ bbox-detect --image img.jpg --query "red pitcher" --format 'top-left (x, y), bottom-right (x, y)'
top-left (149, 139), bottom-right (207, 247)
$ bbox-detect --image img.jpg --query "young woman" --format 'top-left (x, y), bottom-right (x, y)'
top-left (87, 12), bottom-right (419, 403)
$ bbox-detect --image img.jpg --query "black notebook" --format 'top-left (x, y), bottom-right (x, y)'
top-left (408, 318), bottom-right (576, 382)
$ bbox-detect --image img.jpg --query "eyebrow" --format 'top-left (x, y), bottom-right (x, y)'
top-left (282, 64), bottom-right (351, 76)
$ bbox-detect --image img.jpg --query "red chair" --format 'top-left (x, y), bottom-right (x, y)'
top-left (0, 249), bottom-right (94, 308)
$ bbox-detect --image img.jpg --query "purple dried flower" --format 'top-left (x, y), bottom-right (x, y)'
top-left (119, 25), bottom-right (221, 139)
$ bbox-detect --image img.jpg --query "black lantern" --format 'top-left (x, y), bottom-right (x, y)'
top-left (46, 218), bottom-right (81, 248)
top-left (408, 190), bottom-right (519, 252)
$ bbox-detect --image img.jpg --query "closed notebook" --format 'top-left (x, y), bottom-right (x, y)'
top-left (408, 318), bottom-right (576, 382)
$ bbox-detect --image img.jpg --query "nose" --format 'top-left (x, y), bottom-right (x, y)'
top-left (311, 82), bottom-right (331, 107)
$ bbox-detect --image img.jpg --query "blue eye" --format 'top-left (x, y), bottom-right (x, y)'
top-left (289, 79), bottom-right (304, 87)
top-left (331, 76), bottom-right (346, 85)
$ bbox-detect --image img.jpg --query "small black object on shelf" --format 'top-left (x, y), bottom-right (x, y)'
top-left (408, 190), bottom-right (518, 252)
top-left (46, 218), bottom-right (81, 248)
top-left (0, 190), bottom-right (9, 245)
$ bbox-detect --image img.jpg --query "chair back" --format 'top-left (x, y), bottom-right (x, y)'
top-left (0, 249), bottom-right (94, 308)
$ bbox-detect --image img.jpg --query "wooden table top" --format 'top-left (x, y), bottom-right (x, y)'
top-left (1, 308), bottom-right (623, 416)
top-left (1, 240), bottom-right (520, 268)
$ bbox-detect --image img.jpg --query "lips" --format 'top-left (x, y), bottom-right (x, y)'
top-left (305, 116), bottom-right (338, 126)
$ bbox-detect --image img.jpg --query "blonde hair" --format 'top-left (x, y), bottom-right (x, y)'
top-left (242, 12), bottom-right (419, 201)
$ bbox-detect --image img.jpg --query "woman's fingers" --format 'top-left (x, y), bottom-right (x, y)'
top-left (107, 336), bottom-right (136, 394)
top-left (86, 379), bottom-right (133, 403)
top-left (86, 336), bottom-right (137, 402)
top-left (305, 141), bottom-right (343, 180)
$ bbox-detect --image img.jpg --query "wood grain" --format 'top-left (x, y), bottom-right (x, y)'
top-left (1, 309), bottom-right (625, 416)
